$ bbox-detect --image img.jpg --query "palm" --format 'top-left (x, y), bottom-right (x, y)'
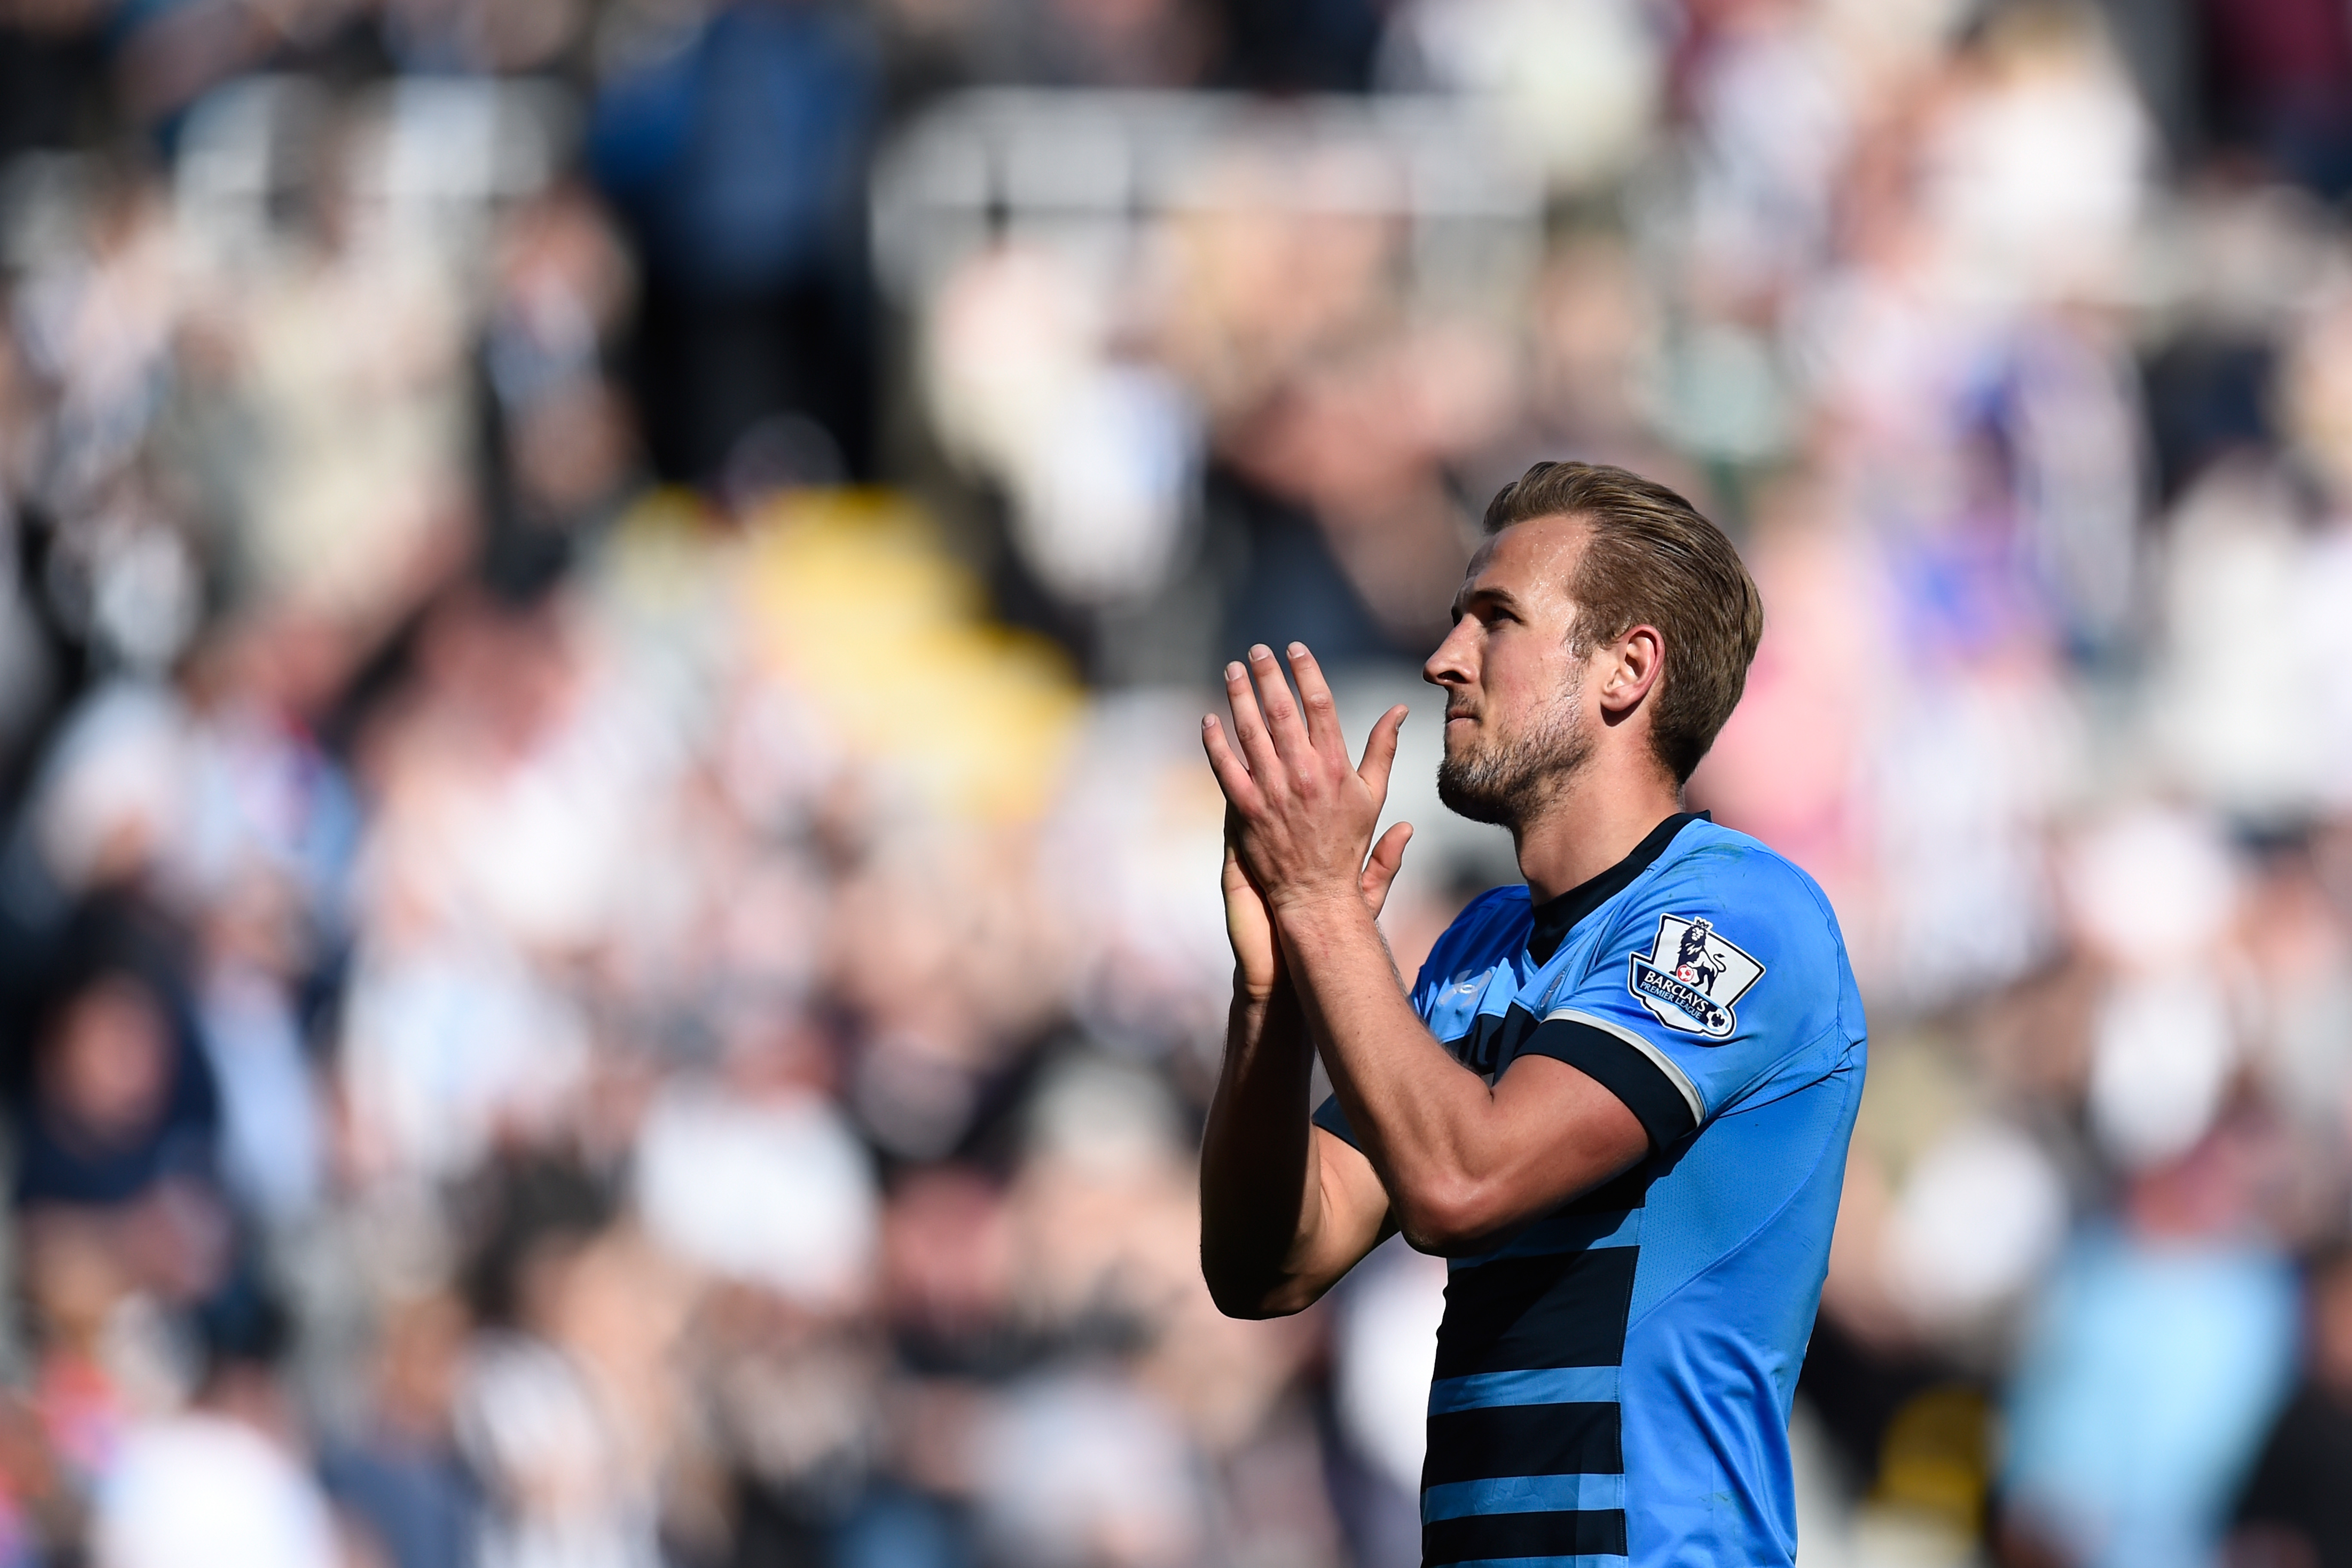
top-left (1224, 835), bottom-right (1283, 998)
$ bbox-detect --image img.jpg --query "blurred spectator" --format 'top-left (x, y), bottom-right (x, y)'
top-left (592, 0), bottom-right (879, 484)
top-left (475, 183), bottom-right (643, 598)
top-left (90, 1288), bottom-right (338, 1568)
top-left (2230, 1244), bottom-right (2352, 1568)
top-left (318, 1292), bottom-right (478, 1568)
top-left (6, 2), bottom-right (2352, 1565)
top-left (2001, 1127), bottom-right (2300, 1568)
top-left (2199, 0), bottom-right (2352, 197)
top-left (11, 904), bottom-right (220, 1221)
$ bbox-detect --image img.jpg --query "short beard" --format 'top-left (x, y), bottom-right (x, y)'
top-left (1436, 683), bottom-right (1593, 832)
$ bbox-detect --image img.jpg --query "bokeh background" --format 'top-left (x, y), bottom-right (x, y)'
top-left (1, 0), bottom-right (2350, 1564)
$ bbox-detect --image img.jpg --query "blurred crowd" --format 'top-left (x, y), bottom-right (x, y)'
top-left (5, 0), bottom-right (2352, 1565)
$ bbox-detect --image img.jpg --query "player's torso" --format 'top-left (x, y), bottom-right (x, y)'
top-left (1412, 830), bottom-right (1865, 1568)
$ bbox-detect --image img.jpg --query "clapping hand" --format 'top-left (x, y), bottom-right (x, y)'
top-left (1209, 643), bottom-right (1413, 997)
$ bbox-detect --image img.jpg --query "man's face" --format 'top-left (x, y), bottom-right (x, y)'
top-left (43, 974), bottom-right (171, 1149)
top-left (1424, 518), bottom-right (1597, 830)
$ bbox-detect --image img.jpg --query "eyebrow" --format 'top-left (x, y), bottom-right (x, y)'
top-left (1452, 583), bottom-right (1523, 620)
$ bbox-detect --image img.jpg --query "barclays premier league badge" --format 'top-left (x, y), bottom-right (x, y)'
top-left (1627, 915), bottom-right (1764, 1039)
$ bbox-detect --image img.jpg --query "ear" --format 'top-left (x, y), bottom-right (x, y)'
top-left (1595, 625), bottom-right (1664, 719)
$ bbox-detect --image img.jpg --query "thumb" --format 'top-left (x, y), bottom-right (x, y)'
top-left (1356, 704), bottom-right (1409, 805)
top-left (1360, 821), bottom-right (1414, 917)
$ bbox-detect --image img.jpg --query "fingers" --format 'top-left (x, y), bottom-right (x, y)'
top-left (1246, 645), bottom-right (1314, 765)
top-left (1201, 713), bottom-right (1259, 811)
top-left (1360, 821), bottom-right (1414, 916)
top-left (1356, 704), bottom-right (1409, 804)
top-left (1222, 836), bottom-right (1258, 897)
top-left (1222, 803), bottom-right (1262, 879)
top-left (1285, 643), bottom-right (1346, 760)
top-left (1221, 658), bottom-right (1288, 786)
top-left (1225, 822), bottom-right (1273, 900)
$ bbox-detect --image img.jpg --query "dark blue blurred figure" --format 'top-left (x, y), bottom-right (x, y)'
top-left (592, 0), bottom-right (879, 490)
top-left (1212, 0), bottom-right (1383, 91)
top-left (2200, 0), bottom-right (2352, 199)
top-left (10, 906), bottom-right (219, 1214)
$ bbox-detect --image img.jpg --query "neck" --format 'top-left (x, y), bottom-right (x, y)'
top-left (1512, 754), bottom-right (1684, 903)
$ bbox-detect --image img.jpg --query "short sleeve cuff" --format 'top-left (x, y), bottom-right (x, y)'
top-left (1311, 1093), bottom-right (1360, 1149)
top-left (1522, 1011), bottom-right (1703, 1150)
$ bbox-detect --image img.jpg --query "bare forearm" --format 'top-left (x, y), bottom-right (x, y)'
top-left (1202, 640), bottom-right (1644, 1259)
top-left (1199, 982), bottom-right (1323, 1315)
top-left (1276, 896), bottom-right (1539, 1250)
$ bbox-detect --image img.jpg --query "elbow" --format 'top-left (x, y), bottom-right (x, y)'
top-left (1207, 1283), bottom-right (1302, 1321)
top-left (1200, 1255), bottom-right (1317, 1320)
top-left (1393, 1178), bottom-right (1504, 1257)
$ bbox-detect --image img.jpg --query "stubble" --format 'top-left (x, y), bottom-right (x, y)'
top-left (1435, 676), bottom-right (1593, 832)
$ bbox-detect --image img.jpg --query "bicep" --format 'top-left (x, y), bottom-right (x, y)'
top-left (1467, 1054), bottom-right (1649, 1239)
top-left (1295, 1126), bottom-right (1394, 1295)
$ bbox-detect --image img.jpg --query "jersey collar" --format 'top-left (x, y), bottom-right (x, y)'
top-left (1525, 811), bottom-right (1709, 965)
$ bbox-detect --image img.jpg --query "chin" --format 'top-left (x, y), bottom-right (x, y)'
top-left (1436, 766), bottom-right (1515, 829)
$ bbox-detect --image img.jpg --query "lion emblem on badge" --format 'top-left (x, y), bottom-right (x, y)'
top-left (1674, 918), bottom-right (1722, 990)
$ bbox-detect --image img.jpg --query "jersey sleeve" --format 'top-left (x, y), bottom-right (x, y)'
top-left (1516, 845), bottom-right (1845, 1150)
top-left (1310, 1094), bottom-right (1358, 1148)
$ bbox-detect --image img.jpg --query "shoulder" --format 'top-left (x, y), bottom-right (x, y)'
top-left (1621, 823), bottom-right (1843, 956)
top-left (1412, 884), bottom-right (1530, 989)
top-left (1445, 882), bottom-right (1532, 944)
top-left (1597, 823), bottom-right (1850, 1041)
top-left (1666, 821), bottom-right (1835, 906)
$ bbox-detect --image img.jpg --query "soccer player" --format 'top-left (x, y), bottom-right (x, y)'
top-left (1199, 461), bottom-right (1865, 1568)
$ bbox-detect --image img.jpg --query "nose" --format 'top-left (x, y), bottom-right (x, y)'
top-left (1424, 618), bottom-right (1476, 691)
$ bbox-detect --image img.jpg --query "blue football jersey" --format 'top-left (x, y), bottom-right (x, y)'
top-left (1316, 813), bottom-right (1866, 1568)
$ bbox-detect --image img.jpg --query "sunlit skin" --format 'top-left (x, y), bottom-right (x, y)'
top-left (1428, 520), bottom-right (1685, 899)
top-left (1197, 514), bottom-right (1682, 1318)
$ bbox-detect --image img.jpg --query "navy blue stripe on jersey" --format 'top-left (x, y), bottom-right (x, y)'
top-left (1424, 1472), bottom-right (1623, 1519)
top-left (1561, 1162), bottom-right (1657, 1216)
top-left (1520, 1017), bottom-right (1699, 1152)
top-left (1424, 1503), bottom-right (1629, 1563)
top-left (1309, 1093), bottom-right (1355, 1146)
top-left (1314, 987), bottom-right (1697, 1159)
top-left (1433, 1246), bottom-right (1639, 1380)
top-left (1309, 1003), bottom-right (1548, 1148)
top-left (1423, 1402), bottom-right (1621, 1484)
top-left (1449, 1207), bottom-right (1639, 1271)
top-left (1446, 1005), bottom-right (1519, 1080)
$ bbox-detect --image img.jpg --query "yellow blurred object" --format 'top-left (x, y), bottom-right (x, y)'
top-left (1871, 1383), bottom-right (1994, 1535)
top-left (598, 487), bottom-right (729, 616)
top-left (737, 489), bottom-right (1086, 823)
